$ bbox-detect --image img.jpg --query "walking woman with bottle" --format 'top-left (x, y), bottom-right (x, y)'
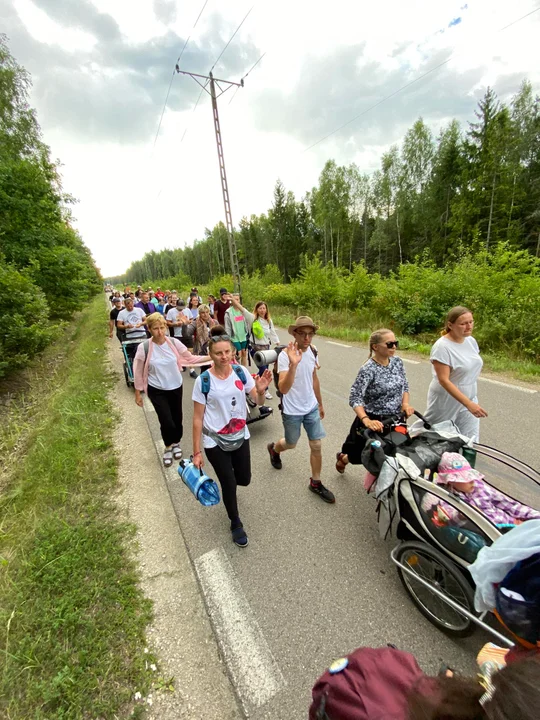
top-left (192, 335), bottom-right (272, 547)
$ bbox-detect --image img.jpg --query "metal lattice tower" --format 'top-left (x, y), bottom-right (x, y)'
top-left (176, 67), bottom-right (243, 292)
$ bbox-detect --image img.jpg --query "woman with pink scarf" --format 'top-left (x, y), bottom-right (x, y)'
top-left (133, 313), bottom-right (210, 467)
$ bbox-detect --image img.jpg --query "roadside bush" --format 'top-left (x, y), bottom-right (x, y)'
top-left (338, 262), bottom-right (380, 309)
top-left (374, 261), bottom-right (464, 334)
top-left (0, 263), bottom-right (57, 376)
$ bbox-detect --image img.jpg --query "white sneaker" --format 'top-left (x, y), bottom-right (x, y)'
top-left (265, 390), bottom-right (273, 400)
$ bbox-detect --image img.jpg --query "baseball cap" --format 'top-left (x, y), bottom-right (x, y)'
top-left (219, 287), bottom-right (228, 294)
top-left (176, 298), bottom-right (186, 307)
top-left (112, 297), bottom-right (122, 303)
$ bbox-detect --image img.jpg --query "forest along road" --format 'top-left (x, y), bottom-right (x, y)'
top-left (118, 331), bottom-right (540, 720)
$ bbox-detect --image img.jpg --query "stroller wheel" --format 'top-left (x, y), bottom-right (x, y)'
top-left (395, 541), bottom-right (476, 638)
top-left (123, 363), bottom-right (130, 387)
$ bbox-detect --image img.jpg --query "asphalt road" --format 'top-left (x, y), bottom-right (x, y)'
top-left (116, 330), bottom-right (540, 719)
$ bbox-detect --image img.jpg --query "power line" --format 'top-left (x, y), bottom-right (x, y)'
top-left (151, 0), bottom-right (209, 152)
top-left (228, 51), bottom-right (266, 105)
top-left (242, 50), bottom-right (266, 79)
top-left (180, 84), bottom-right (207, 144)
top-left (177, 6), bottom-right (258, 143)
top-left (152, 69), bottom-right (176, 151)
top-left (210, 5), bottom-right (254, 72)
top-left (303, 6), bottom-right (540, 153)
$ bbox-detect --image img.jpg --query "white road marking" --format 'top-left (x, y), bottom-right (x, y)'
top-left (195, 547), bottom-right (286, 710)
top-left (327, 340), bottom-right (352, 348)
top-left (400, 357), bottom-right (421, 365)
top-left (479, 377), bottom-right (537, 394)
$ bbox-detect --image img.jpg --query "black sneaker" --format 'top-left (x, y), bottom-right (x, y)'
top-left (309, 479), bottom-right (335, 503)
top-left (267, 442), bottom-right (282, 469)
top-left (259, 405), bottom-right (273, 416)
top-left (231, 525), bottom-right (248, 547)
top-left (189, 369), bottom-right (197, 379)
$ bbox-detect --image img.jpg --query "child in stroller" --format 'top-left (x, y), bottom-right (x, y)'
top-left (421, 452), bottom-right (540, 529)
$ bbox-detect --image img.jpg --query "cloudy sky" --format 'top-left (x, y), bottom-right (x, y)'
top-left (3, 0), bottom-right (540, 277)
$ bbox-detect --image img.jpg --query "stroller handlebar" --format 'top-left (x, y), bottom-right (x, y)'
top-left (362, 410), bottom-right (431, 442)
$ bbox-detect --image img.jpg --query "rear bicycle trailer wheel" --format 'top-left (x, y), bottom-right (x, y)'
top-left (395, 541), bottom-right (476, 638)
top-left (123, 362), bottom-right (130, 387)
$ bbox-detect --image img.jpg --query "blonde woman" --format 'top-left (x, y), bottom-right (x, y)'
top-left (133, 313), bottom-right (210, 467)
top-left (336, 328), bottom-right (413, 474)
top-left (423, 306), bottom-right (487, 441)
top-left (194, 304), bottom-right (217, 356)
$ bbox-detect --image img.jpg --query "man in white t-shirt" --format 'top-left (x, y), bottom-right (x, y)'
top-left (117, 297), bottom-right (147, 364)
top-left (267, 316), bottom-right (335, 503)
top-left (166, 299), bottom-right (190, 338)
top-left (117, 297), bottom-right (147, 339)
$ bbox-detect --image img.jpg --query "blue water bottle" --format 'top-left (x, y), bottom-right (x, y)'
top-left (178, 458), bottom-right (220, 507)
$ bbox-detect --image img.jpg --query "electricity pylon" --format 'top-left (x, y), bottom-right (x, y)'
top-left (176, 67), bottom-right (243, 292)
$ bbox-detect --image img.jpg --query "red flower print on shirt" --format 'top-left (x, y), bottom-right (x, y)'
top-left (217, 418), bottom-right (246, 435)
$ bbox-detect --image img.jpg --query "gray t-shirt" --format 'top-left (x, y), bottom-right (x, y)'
top-left (429, 335), bottom-right (483, 394)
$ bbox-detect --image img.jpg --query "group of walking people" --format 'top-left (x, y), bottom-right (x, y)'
top-left (106, 283), bottom-right (540, 720)
top-left (112, 279), bottom-right (490, 549)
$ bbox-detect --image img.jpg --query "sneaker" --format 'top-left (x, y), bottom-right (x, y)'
top-left (309, 479), bottom-right (335, 503)
top-left (265, 390), bottom-right (273, 400)
top-left (189, 369), bottom-right (197, 379)
top-left (259, 405), bottom-right (273, 416)
top-left (267, 442), bottom-right (282, 469)
top-left (231, 525), bottom-right (248, 548)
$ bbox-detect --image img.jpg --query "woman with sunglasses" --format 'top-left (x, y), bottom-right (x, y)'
top-left (335, 329), bottom-right (414, 475)
top-left (192, 334), bottom-right (272, 547)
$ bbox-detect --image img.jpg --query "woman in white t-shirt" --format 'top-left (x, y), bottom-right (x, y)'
top-left (133, 313), bottom-right (210, 467)
top-left (229, 296), bottom-right (280, 400)
top-left (192, 336), bottom-right (272, 548)
top-left (423, 306), bottom-right (488, 441)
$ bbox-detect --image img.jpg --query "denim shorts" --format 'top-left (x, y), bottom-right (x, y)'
top-left (282, 405), bottom-right (326, 446)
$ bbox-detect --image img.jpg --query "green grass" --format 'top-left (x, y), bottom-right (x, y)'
top-left (270, 305), bottom-right (540, 383)
top-left (0, 296), bottom-right (155, 719)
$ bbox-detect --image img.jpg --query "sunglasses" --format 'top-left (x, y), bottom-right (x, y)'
top-left (208, 334), bottom-right (232, 343)
top-left (294, 330), bottom-right (315, 338)
top-left (384, 340), bottom-right (399, 349)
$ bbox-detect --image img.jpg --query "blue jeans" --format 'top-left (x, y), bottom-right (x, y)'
top-left (282, 406), bottom-right (326, 446)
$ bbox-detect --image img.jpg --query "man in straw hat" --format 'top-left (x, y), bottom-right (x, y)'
top-left (267, 316), bottom-right (335, 503)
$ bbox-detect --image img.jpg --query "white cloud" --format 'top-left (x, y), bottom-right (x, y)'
top-left (4, 0), bottom-right (540, 276)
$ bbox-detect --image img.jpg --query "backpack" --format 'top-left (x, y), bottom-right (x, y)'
top-left (199, 365), bottom-right (247, 400)
top-left (309, 646), bottom-right (425, 720)
top-left (273, 345), bottom-right (318, 411)
top-left (496, 552), bottom-right (540, 645)
top-left (437, 525), bottom-right (487, 564)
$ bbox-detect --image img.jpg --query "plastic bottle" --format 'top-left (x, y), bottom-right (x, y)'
top-left (178, 458), bottom-right (220, 506)
top-left (462, 446), bottom-right (477, 468)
